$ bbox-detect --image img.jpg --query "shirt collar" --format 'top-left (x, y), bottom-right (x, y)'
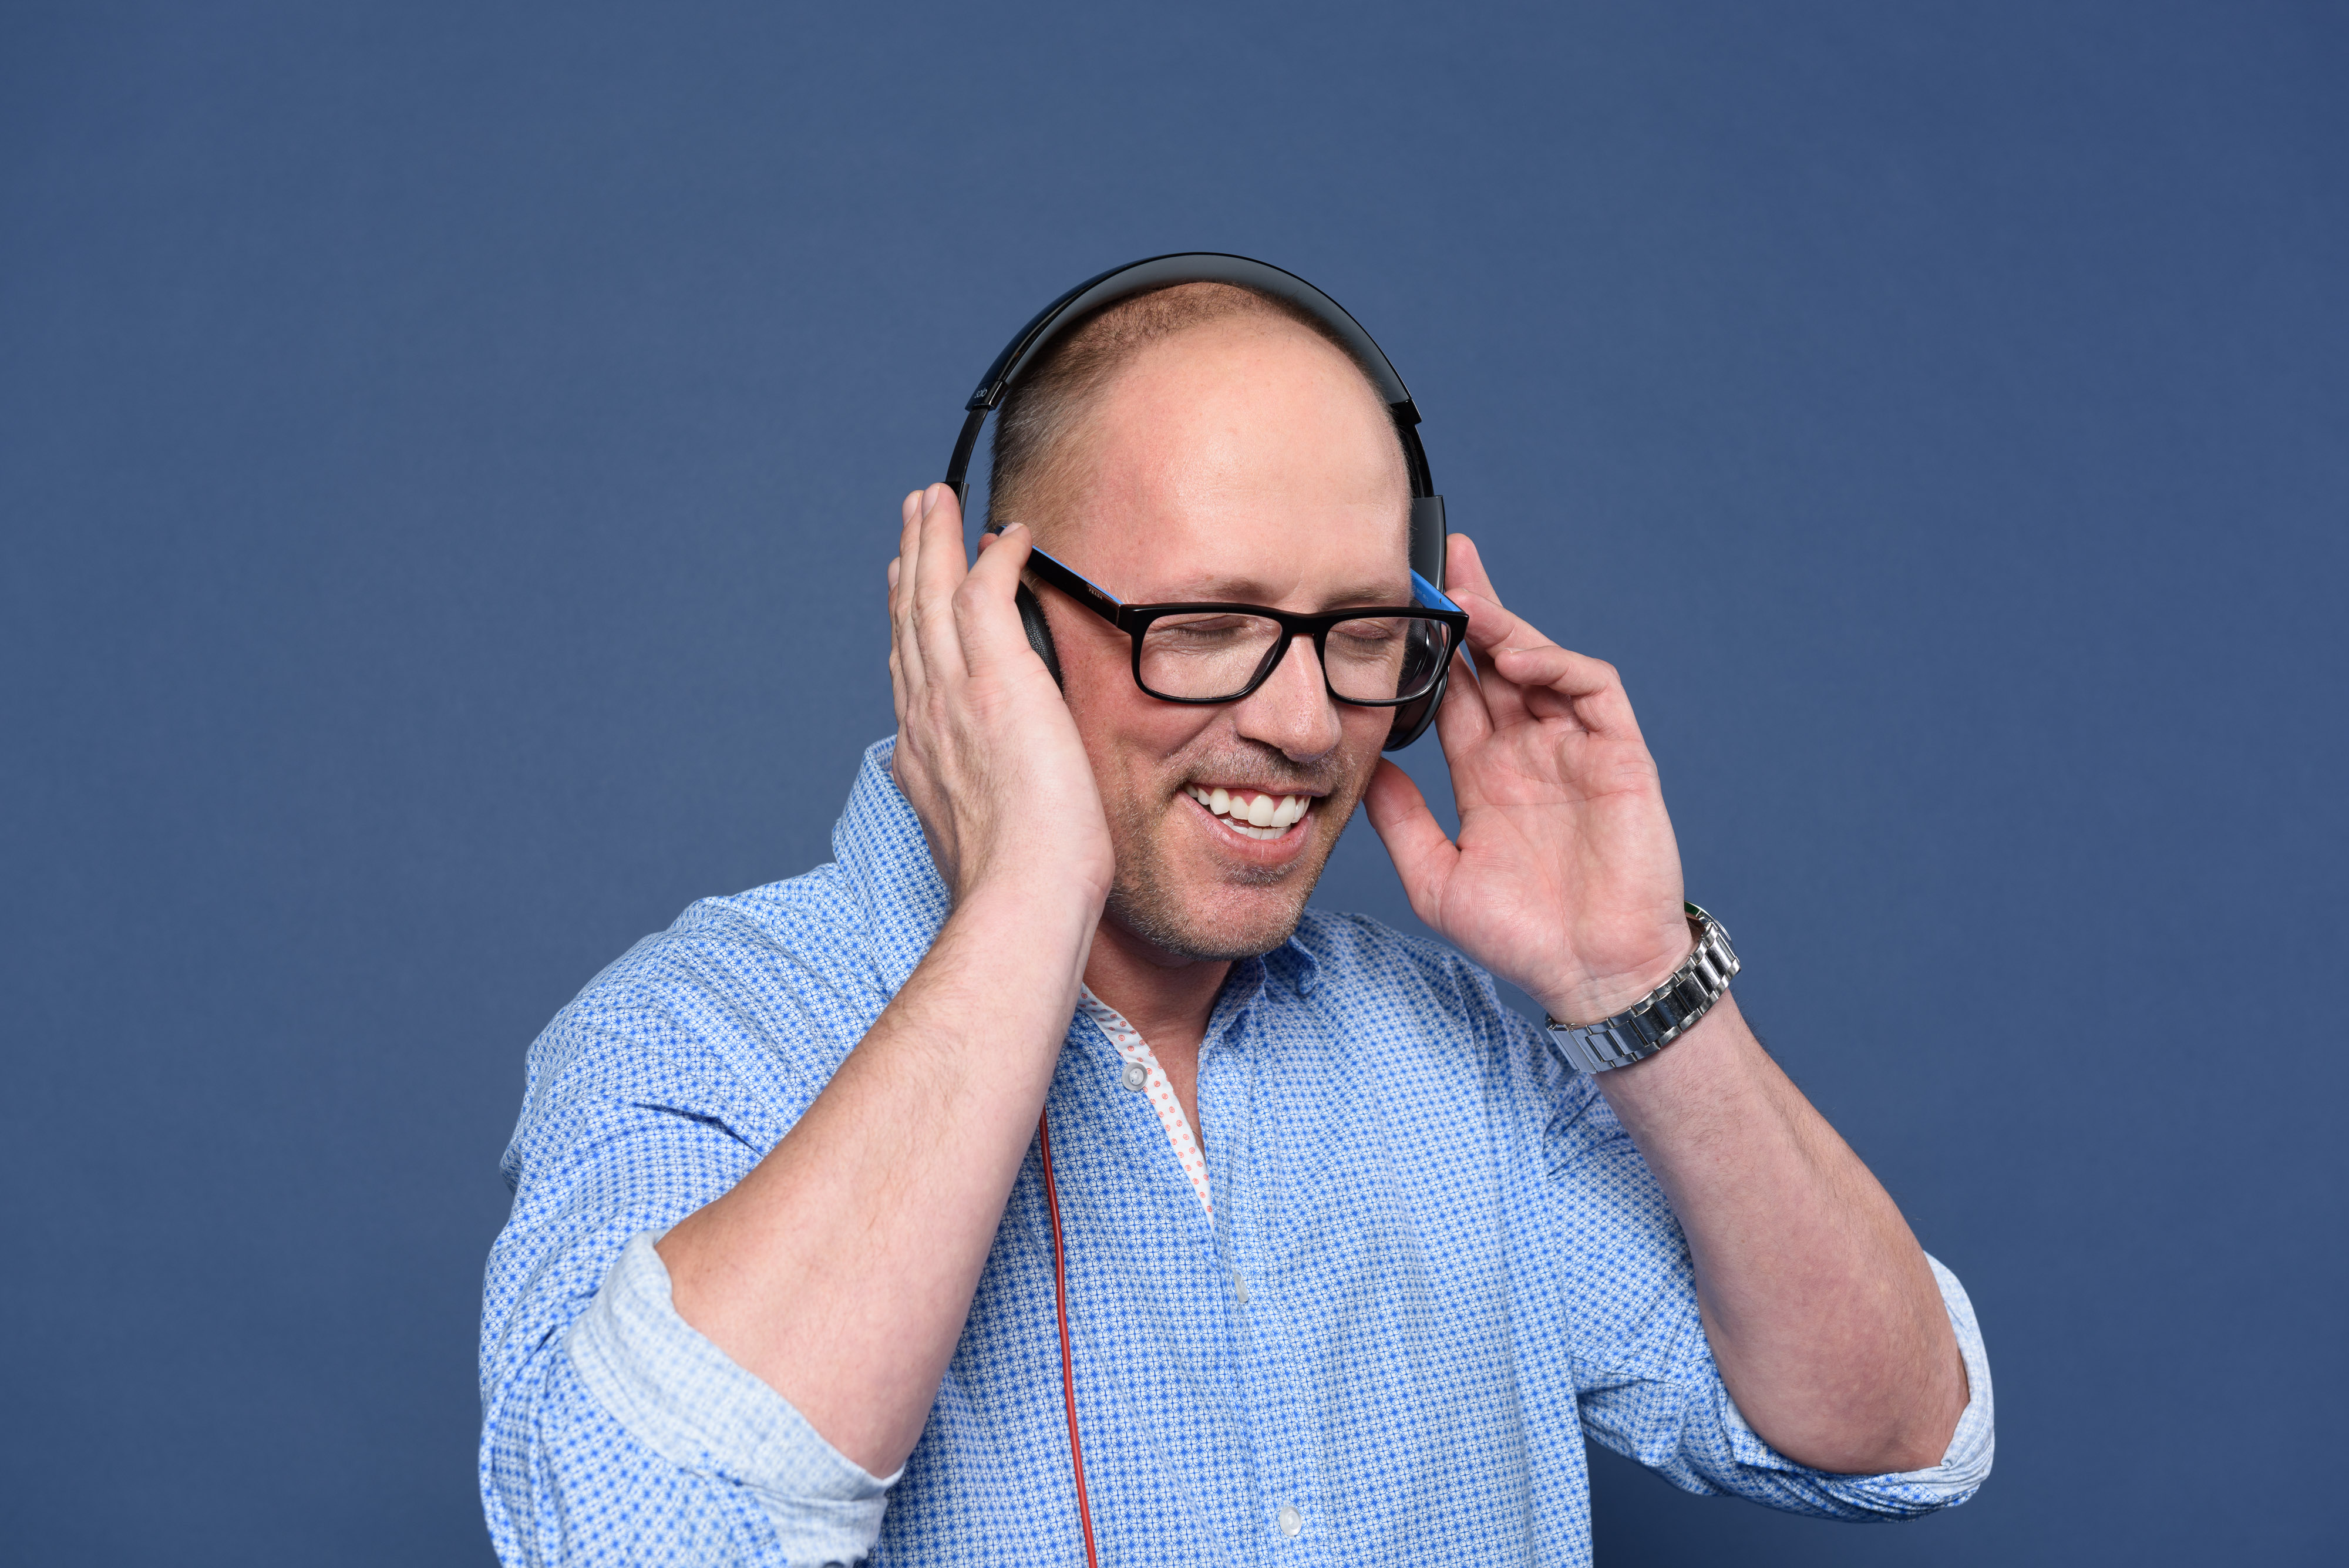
top-left (1268, 926), bottom-right (1322, 997)
top-left (832, 737), bottom-right (950, 995)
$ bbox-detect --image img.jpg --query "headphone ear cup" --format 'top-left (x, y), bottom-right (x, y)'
top-left (1383, 665), bottom-right (1449, 751)
top-left (1015, 582), bottom-right (1064, 689)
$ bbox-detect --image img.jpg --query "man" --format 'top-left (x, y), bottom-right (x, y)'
top-left (480, 278), bottom-right (1992, 1565)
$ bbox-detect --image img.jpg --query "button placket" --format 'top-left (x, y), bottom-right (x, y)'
top-left (1224, 1003), bottom-right (1329, 1560)
top-left (1078, 988), bottom-right (1213, 1219)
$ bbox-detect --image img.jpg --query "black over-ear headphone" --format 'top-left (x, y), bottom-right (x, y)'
top-left (941, 253), bottom-right (1452, 751)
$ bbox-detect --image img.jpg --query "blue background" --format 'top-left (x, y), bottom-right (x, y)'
top-left (3, 3), bottom-right (2341, 1563)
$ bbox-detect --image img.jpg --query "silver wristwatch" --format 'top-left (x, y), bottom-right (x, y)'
top-left (1543, 902), bottom-right (1740, 1074)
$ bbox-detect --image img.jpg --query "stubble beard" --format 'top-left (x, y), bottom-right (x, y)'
top-left (1099, 759), bottom-right (1375, 963)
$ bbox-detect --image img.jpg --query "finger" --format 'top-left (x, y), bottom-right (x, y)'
top-left (1431, 645), bottom-right (1495, 754)
top-left (1484, 641), bottom-right (1645, 739)
top-left (893, 490), bottom-right (926, 641)
top-left (891, 494), bottom-right (931, 704)
top-left (1445, 540), bottom-right (1550, 731)
top-left (953, 521), bottom-right (1041, 676)
top-left (1445, 532), bottom-right (1504, 610)
top-left (907, 483), bottom-right (971, 684)
top-left (1363, 759), bottom-right (1459, 926)
top-left (886, 557), bottom-right (910, 726)
top-left (1439, 588), bottom-right (1539, 734)
top-left (1453, 583), bottom-right (1556, 661)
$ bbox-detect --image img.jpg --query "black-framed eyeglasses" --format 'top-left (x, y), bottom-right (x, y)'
top-left (1021, 544), bottom-right (1469, 707)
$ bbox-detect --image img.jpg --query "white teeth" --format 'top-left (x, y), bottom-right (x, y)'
top-left (1186, 785), bottom-right (1313, 839)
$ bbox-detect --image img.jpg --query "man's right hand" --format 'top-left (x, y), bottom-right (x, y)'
top-left (654, 485), bottom-right (1112, 1481)
top-left (886, 484), bottom-right (1114, 911)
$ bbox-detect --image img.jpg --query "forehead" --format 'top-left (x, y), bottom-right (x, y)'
top-left (1051, 318), bottom-right (1413, 608)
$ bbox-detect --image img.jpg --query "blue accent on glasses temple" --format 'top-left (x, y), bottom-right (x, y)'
top-left (1411, 571), bottom-right (1463, 614)
top-left (1029, 546), bottom-right (1125, 608)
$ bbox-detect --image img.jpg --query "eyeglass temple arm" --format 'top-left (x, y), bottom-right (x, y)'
top-left (1018, 544), bottom-right (1129, 624)
top-left (1412, 571), bottom-right (1465, 615)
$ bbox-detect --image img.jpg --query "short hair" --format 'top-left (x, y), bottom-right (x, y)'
top-left (983, 281), bottom-right (1391, 533)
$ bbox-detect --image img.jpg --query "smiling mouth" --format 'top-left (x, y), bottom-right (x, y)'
top-left (1183, 784), bottom-right (1315, 841)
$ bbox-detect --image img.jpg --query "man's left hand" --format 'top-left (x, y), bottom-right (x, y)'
top-left (1365, 533), bottom-right (1694, 1025)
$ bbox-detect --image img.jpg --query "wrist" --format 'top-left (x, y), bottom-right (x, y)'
top-left (903, 884), bottom-right (1101, 1072)
top-left (1539, 904), bottom-right (1740, 1075)
top-left (947, 872), bottom-right (1105, 942)
top-left (951, 842), bottom-right (1113, 916)
top-left (1534, 931), bottom-right (1697, 1029)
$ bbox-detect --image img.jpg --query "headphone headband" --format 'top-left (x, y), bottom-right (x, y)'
top-left (963, 253), bottom-right (1418, 418)
top-left (945, 253), bottom-right (1436, 508)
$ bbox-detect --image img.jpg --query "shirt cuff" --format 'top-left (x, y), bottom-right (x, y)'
top-left (1719, 1249), bottom-right (1995, 1508)
top-left (567, 1230), bottom-right (900, 1563)
top-left (1914, 1251), bottom-right (1996, 1493)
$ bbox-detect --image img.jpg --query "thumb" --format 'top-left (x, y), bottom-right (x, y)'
top-left (1364, 759), bottom-right (1458, 926)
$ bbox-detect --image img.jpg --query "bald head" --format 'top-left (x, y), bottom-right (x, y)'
top-left (984, 282), bottom-right (1407, 550)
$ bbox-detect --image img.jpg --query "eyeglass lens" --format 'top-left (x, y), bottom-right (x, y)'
top-left (1137, 613), bottom-right (1452, 704)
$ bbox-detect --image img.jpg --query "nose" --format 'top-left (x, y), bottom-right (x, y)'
top-left (1233, 633), bottom-right (1344, 763)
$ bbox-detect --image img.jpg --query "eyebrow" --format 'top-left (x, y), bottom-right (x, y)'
top-left (1138, 573), bottom-right (1414, 608)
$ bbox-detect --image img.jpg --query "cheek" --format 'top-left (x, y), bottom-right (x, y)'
top-left (1056, 638), bottom-right (1214, 797)
top-left (1334, 705), bottom-right (1394, 778)
top-left (1346, 700), bottom-right (1394, 748)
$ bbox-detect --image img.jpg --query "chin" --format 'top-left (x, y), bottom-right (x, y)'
top-left (1103, 876), bottom-right (1313, 964)
top-left (1099, 768), bottom-right (1358, 963)
top-left (1115, 917), bottom-right (1307, 966)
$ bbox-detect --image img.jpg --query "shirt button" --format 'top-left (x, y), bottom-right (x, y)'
top-left (1234, 1274), bottom-right (1249, 1304)
top-left (1277, 1503), bottom-right (1302, 1537)
top-left (1120, 1062), bottom-right (1147, 1091)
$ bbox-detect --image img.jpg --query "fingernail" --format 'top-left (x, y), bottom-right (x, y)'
top-left (920, 484), bottom-right (940, 517)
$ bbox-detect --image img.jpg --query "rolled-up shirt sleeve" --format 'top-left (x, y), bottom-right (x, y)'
top-left (566, 1233), bottom-right (897, 1562)
top-left (1695, 1253), bottom-right (1994, 1515)
top-left (1545, 1067), bottom-right (1995, 1520)
top-left (479, 920), bottom-right (898, 1567)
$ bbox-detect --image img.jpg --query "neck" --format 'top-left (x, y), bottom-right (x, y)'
top-left (1080, 914), bottom-right (1231, 1057)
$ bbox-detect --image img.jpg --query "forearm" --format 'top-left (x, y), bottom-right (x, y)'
top-left (1590, 993), bottom-right (1967, 1474)
top-left (655, 876), bottom-right (1098, 1476)
top-left (1371, 536), bottom-right (1968, 1475)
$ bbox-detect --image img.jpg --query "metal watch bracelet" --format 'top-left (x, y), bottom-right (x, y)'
top-left (1543, 902), bottom-right (1740, 1074)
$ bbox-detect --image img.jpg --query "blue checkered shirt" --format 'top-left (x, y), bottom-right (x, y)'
top-left (481, 739), bottom-right (1993, 1565)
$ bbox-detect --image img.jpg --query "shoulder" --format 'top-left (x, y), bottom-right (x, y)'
top-left (521, 862), bottom-right (892, 1139)
top-left (1282, 908), bottom-right (1550, 1093)
top-left (1287, 906), bottom-right (1599, 1112)
top-left (1288, 906), bottom-right (1515, 1024)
